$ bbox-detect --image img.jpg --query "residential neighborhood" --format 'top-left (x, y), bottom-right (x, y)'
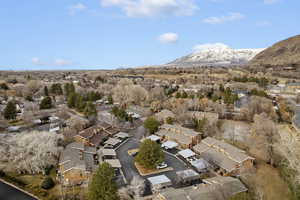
top-left (0, 65), bottom-right (299, 200)
top-left (0, 1), bottom-right (300, 200)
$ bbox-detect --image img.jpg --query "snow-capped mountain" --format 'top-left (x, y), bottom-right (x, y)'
top-left (168, 43), bottom-right (264, 67)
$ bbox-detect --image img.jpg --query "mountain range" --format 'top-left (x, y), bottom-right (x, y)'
top-left (167, 43), bottom-right (264, 67)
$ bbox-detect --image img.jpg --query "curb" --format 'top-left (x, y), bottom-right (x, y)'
top-left (0, 179), bottom-right (40, 200)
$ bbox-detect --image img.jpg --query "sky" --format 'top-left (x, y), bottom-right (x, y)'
top-left (0, 0), bottom-right (299, 70)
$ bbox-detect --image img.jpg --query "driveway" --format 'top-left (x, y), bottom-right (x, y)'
top-left (116, 126), bottom-right (188, 184)
top-left (0, 181), bottom-right (37, 200)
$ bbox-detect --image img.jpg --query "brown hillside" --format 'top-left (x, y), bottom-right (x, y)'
top-left (251, 35), bottom-right (300, 68)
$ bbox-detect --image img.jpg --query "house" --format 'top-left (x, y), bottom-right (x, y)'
top-left (156, 124), bottom-right (201, 148)
top-left (58, 142), bottom-right (98, 185)
top-left (104, 138), bottom-right (122, 148)
top-left (177, 149), bottom-right (196, 161)
top-left (148, 175), bottom-right (172, 193)
top-left (155, 176), bottom-right (247, 200)
top-left (161, 141), bottom-right (178, 150)
top-left (286, 82), bottom-right (300, 93)
top-left (99, 149), bottom-right (117, 159)
top-left (146, 135), bottom-right (161, 142)
top-left (114, 132), bottom-right (129, 140)
top-left (74, 122), bottom-right (119, 147)
top-left (74, 125), bottom-right (109, 147)
top-left (104, 159), bottom-right (122, 169)
top-left (190, 158), bottom-right (210, 173)
top-left (176, 169), bottom-right (200, 185)
top-left (193, 137), bottom-right (254, 176)
top-left (155, 109), bottom-right (175, 123)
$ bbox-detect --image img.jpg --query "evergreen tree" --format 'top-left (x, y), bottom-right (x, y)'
top-left (181, 91), bottom-right (188, 98)
top-left (0, 83), bottom-right (9, 90)
top-left (51, 83), bottom-right (63, 95)
top-left (64, 82), bottom-right (75, 97)
top-left (84, 101), bottom-right (97, 117)
top-left (76, 95), bottom-right (86, 112)
top-left (108, 95), bottom-right (113, 105)
top-left (44, 86), bottom-right (49, 96)
top-left (88, 163), bottom-right (119, 200)
top-left (40, 97), bottom-right (52, 110)
top-left (219, 84), bottom-right (225, 92)
top-left (135, 139), bottom-right (164, 169)
top-left (67, 93), bottom-right (77, 108)
top-left (4, 101), bottom-right (17, 120)
top-left (144, 117), bottom-right (160, 134)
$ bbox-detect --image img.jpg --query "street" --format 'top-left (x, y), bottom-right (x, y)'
top-left (0, 181), bottom-right (37, 200)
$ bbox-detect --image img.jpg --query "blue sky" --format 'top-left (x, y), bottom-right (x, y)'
top-left (0, 0), bottom-right (299, 70)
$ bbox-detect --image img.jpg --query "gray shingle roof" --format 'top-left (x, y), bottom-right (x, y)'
top-left (159, 176), bottom-right (247, 200)
top-left (59, 142), bottom-right (97, 173)
top-left (194, 137), bottom-right (253, 172)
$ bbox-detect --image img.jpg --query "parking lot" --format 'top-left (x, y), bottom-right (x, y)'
top-left (116, 126), bottom-right (188, 184)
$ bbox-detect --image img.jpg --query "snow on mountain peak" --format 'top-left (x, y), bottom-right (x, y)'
top-left (169, 43), bottom-right (265, 66)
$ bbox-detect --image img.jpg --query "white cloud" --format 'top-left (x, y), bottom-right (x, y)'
top-left (31, 58), bottom-right (72, 66)
top-left (203, 12), bottom-right (244, 24)
top-left (100, 0), bottom-right (198, 17)
top-left (158, 33), bottom-right (179, 44)
top-left (68, 3), bottom-right (87, 15)
top-left (264, 0), bottom-right (278, 4)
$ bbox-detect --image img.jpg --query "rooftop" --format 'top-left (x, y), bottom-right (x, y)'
top-left (59, 142), bottom-right (97, 173)
top-left (193, 137), bottom-right (254, 172)
top-left (178, 149), bottom-right (196, 159)
top-left (148, 175), bottom-right (172, 186)
top-left (104, 159), bottom-right (122, 168)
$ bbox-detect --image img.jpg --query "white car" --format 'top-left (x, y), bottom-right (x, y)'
top-left (156, 162), bottom-right (168, 169)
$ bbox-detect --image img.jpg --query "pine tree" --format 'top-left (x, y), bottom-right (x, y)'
top-left (76, 95), bottom-right (86, 112)
top-left (40, 97), bottom-right (53, 110)
top-left (67, 93), bottom-right (77, 108)
top-left (4, 101), bottom-right (17, 120)
top-left (88, 163), bottom-right (119, 200)
top-left (44, 86), bottom-right (49, 96)
top-left (84, 101), bottom-right (97, 117)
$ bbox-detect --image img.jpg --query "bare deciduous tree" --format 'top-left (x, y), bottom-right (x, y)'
top-left (0, 131), bottom-right (62, 174)
top-left (296, 93), bottom-right (300, 104)
top-left (250, 113), bottom-right (278, 164)
top-left (118, 176), bottom-right (145, 200)
top-left (242, 96), bottom-right (277, 122)
top-left (149, 87), bottom-right (166, 102)
top-left (25, 80), bottom-right (42, 96)
top-left (128, 85), bottom-right (148, 106)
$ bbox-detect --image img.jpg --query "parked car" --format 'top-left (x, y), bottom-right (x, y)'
top-left (156, 162), bottom-right (168, 169)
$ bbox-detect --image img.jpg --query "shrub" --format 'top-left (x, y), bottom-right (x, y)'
top-left (0, 170), bottom-right (5, 177)
top-left (41, 177), bottom-right (55, 190)
top-left (166, 117), bottom-right (174, 125)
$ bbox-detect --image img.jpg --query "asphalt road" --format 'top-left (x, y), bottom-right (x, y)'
top-left (0, 181), bottom-right (37, 200)
top-left (116, 126), bottom-right (188, 184)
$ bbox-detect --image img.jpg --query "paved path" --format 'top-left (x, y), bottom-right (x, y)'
top-left (0, 181), bottom-right (37, 200)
